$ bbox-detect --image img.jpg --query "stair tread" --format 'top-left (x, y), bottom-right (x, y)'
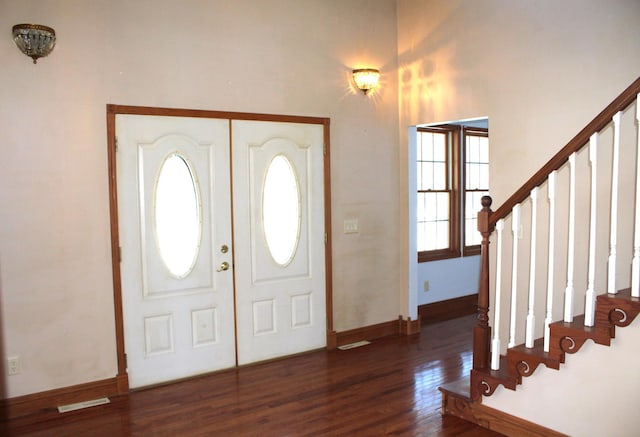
top-left (550, 314), bottom-right (588, 329)
top-left (549, 314), bottom-right (603, 337)
top-left (509, 336), bottom-right (545, 352)
top-left (474, 357), bottom-right (517, 386)
top-left (598, 288), bottom-right (640, 306)
top-left (438, 377), bottom-right (471, 399)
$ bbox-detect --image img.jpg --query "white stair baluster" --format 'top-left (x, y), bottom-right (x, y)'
top-left (564, 153), bottom-right (577, 323)
top-left (509, 204), bottom-right (521, 348)
top-left (491, 219), bottom-right (505, 370)
top-left (585, 134), bottom-right (598, 326)
top-left (544, 171), bottom-right (557, 352)
top-left (632, 95), bottom-right (640, 299)
top-left (525, 188), bottom-right (539, 348)
top-left (608, 112), bottom-right (622, 295)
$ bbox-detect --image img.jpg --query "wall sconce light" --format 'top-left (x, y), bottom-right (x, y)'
top-left (352, 68), bottom-right (380, 95)
top-left (12, 24), bottom-right (56, 64)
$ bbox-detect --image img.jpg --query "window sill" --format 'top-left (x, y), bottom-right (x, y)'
top-left (418, 248), bottom-right (461, 263)
top-left (463, 245), bottom-right (481, 257)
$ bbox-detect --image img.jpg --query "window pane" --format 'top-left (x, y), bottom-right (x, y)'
top-left (417, 192), bottom-right (438, 223)
top-left (436, 192), bottom-right (449, 221)
top-left (418, 131), bottom-right (449, 191)
top-left (465, 133), bottom-right (489, 191)
top-left (433, 134), bottom-right (446, 161)
top-left (425, 193), bottom-right (436, 221)
top-left (436, 221), bottom-right (449, 249)
top-left (479, 163), bottom-right (489, 189)
top-left (419, 192), bottom-right (437, 222)
top-left (421, 132), bottom-right (434, 161)
top-left (479, 137), bottom-right (489, 162)
top-left (465, 192), bottom-right (476, 219)
top-left (424, 222), bottom-right (437, 250)
top-left (466, 219), bottom-right (479, 246)
top-left (417, 192), bottom-right (425, 222)
top-left (468, 136), bottom-right (479, 163)
top-left (433, 162), bottom-right (446, 190)
top-left (423, 162), bottom-right (434, 190)
top-left (468, 164), bottom-right (479, 189)
top-left (417, 222), bottom-right (426, 252)
top-left (417, 191), bottom-right (449, 251)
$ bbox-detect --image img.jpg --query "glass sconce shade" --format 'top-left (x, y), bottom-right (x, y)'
top-left (352, 68), bottom-right (380, 95)
top-left (13, 24), bottom-right (56, 64)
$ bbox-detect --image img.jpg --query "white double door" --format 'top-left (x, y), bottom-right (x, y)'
top-left (116, 115), bottom-right (326, 388)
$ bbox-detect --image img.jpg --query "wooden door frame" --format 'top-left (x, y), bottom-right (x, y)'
top-left (106, 104), bottom-right (333, 393)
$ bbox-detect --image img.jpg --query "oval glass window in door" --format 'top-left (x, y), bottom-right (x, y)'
top-left (262, 154), bottom-right (301, 266)
top-left (154, 153), bottom-right (202, 278)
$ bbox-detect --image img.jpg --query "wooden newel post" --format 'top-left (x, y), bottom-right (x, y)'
top-left (473, 195), bottom-right (494, 371)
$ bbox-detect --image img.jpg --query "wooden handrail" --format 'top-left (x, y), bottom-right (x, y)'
top-left (491, 76), bottom-right (640, 225)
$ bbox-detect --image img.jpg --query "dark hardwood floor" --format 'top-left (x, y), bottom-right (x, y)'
top-left (6, 315), bottom-right (502, 436)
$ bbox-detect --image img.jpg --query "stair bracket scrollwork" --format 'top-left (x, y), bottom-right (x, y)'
top-left (515, 359), bottom-right (537, 378)
top-left (609, 306), bottom-right (640, 328)
top-left (470, 369), bottom-right (517, 401)
top-left (559, 335), bottom-right (587, 355)
top-left (471, 377), bottom-right (500, 400)
top-left (597, 291), bottom-right (640, 337)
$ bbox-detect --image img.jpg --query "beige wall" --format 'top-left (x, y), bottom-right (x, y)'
top-left (486, 318), bottom-right (640, 436)
top-left (396, 0), bottom-right (640, 262)
top-left (0, 0), bottom-right (400, 398)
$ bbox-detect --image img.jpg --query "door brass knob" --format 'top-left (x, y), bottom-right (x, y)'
top-left (217, 261), bottom-right (230, 272)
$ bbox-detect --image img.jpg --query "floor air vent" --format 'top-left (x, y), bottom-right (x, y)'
top-left (58, 397), bottom-right (110, 413)
top-left (337, 340), bottom-right (371, 350)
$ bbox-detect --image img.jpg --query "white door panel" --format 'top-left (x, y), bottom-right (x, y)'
top-left (116, 114), bottom-right (328, 385)
top-left (232, 120), bottom-right (326, 365)
top-left (117, 115), bottom-right (235, 388)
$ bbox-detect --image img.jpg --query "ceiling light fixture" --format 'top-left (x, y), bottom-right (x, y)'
top-left (12, 24), bottom-right (56, 64)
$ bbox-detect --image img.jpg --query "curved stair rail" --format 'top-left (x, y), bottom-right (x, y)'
top-left (471, 76), bottom-right (640, 400)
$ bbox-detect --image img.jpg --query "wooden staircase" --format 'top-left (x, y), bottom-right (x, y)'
top-left (440, 76), bottom-right (640, 435)
top-left (469, 288), bottom-right (639, 400)
top-left (440, 290), bottom-right (639, 436)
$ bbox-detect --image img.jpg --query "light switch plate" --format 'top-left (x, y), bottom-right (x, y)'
top-left (344, 219), bottom-right (359, 234)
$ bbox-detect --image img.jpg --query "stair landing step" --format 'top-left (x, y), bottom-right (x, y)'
top-left (439, 377), bottom-right (470, 400)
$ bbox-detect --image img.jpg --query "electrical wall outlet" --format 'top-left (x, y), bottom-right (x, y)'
top-left (8, 356), bottom-right (20, 376)
top-left (423, 281), bottom-right (430, 292)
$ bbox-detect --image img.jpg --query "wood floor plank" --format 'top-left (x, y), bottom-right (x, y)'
top-left (7, 315), bottom-right (502, 436)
